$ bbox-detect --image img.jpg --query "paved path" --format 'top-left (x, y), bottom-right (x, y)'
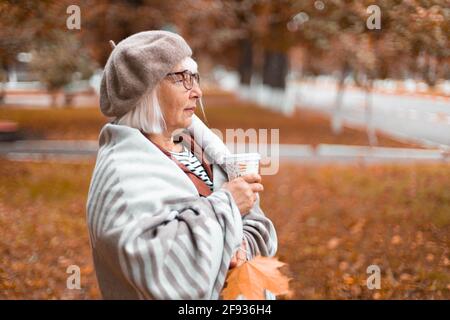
top-left (294, 83), bottom-right (450, 147)
top-left (2, 90), bottom-right (98, 108)
top-left (1, 140), bottom-right (449, 164)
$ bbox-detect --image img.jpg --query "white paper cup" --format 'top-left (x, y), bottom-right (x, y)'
top-left (224, 153), bottom-right (261, 181)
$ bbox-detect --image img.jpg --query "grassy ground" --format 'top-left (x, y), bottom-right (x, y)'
top-left (0, 93), bottom-right (420, 147)
top-left (0, 159), bottom-right (448, 299)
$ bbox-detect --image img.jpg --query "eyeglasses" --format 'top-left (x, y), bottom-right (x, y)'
top-left (166, 70), bottom-right (200, 91)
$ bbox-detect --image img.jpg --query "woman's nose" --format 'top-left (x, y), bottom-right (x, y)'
top-left (190, 82), bottom-right (202, 99)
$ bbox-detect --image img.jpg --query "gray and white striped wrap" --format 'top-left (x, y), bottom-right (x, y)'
top-left (86, 115), bottom-right (278, 299)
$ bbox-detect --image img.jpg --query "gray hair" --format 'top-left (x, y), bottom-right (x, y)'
top-left (116, 89), bottom-right (167, 134)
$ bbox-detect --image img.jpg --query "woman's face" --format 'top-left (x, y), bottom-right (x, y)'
top-left (156, 58), bottom-right (202, 133)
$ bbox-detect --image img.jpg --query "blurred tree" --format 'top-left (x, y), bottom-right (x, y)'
top-left (258, 0), bottom-right (297, 89)
top-left (232, 0), bottom-right (257, 86)
top-left (0, 0), bottom-right (72, 67)
top-left (1, 0), bottom-right (447, 110)
top-left (0, 0), bottom-right (80, 105)
top-left (174, 0), bottom-right (244, 78)
top-left (285, 0), bottom-right (448, 139)
top-left (29, 31), bottom-right (96, 107)
top-left (82, 0), bottom-right (174, 66)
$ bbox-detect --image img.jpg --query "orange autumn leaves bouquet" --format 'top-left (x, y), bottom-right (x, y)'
top-left (221, 256), bottom-right (292, 300)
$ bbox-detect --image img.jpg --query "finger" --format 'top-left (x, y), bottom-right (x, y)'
top-left (230, 177), bottom-right (246, 185)
top-left (235, 259), bottom-right (246, 268)
top-left (241, 174), bottom-right (261, 184)
top-left (229, 255), bottom-right (237, 268)
top-left (237, 248), bottom-right (246, 261)
top-left (250, 183), bottom-right (264, 193)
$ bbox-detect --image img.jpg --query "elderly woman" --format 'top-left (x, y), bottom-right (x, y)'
top-left (86, 30), bottom-right (277, 300)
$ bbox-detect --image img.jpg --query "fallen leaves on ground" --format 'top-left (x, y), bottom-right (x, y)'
top-left (0, 160), bottom-right (449, 299)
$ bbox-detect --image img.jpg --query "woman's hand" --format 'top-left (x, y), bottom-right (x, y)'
top-left (221, 174), bottom-right (264, 216)
top-left (229, 239), bottom-right (248, 269)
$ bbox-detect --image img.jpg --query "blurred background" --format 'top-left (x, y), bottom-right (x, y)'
top-left (0, 0), bottom-right (449, 299)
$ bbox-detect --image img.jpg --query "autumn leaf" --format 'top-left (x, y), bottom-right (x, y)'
top-left (221, 256), bottom-right (292, 300)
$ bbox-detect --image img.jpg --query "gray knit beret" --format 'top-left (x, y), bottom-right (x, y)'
top-left (100, 30), bottom-right (192, 118)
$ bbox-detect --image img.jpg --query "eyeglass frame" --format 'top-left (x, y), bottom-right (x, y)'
top-left (165, 70), bottom-right (200, 91)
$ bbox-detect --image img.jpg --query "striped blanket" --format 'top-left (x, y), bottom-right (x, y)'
top-left (86, 115), bottom-right (278, 299)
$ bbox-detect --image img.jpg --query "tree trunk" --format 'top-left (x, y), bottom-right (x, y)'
top-left (50, 90), bottom-right (58, 108)
top-left (0, 65), bottom-right (7, 105)
top-left (425, 54), bottom-right (437, 88)
top-left (262, 50), bottom-right (288, 89)
top-left (364, 79), bottom-right (378, 146)
top-left (332, 68), bottom-right (348, 135)
top-left (0, 83), bottom-right (4, 105)
top-left (238, 38), bottom-right (253, 86)
top-left (64, 92), bottom-right (74, 107)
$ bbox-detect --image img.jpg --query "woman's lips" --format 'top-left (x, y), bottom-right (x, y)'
top-left (184, 107), bottom-right (196, 113)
